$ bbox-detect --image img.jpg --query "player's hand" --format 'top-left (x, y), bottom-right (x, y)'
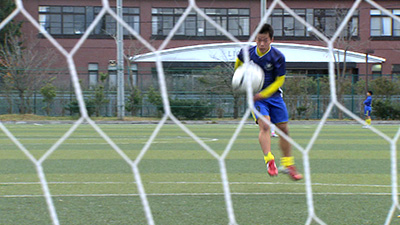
top-left (253, 93), bottom-right (264, 102)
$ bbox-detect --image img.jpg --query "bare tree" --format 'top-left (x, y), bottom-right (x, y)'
top-left (0, 34), bottom-right (60, 114)
top-left (283, 76), bottom-right (318, 120)
top-left (332, 8), bottom-right (368, 119)
top-left (191, 47), bottom-right (244, 119)
top-left (313, 7), bottom-right (367, 119)
top-left (124, 37), bottom-right (148, 114)
top-left (0, 0), bottom-right (21, 45)
top-left (197, 63), bottom-right (243, 119)
top-left (105, 24), bottom-right (154, 116)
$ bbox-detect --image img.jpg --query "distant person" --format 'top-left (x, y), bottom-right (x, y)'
top-left (363, 91), bottom-right (373, 128)
top-left (270, 123), bottom-right (278, 137)
top-left (235, 24), bottom-right (302, 180)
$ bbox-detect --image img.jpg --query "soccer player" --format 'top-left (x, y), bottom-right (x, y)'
top-left (363, 91), bottom-right (373, 128)
top-left (235, 23), bottom-right (302, 180)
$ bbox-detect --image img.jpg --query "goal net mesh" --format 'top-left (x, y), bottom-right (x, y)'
top-left (1, 0), bottom-right (400, 224)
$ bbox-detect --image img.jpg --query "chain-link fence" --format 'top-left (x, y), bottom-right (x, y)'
top-left (0, 67), bottom-right (399, 119)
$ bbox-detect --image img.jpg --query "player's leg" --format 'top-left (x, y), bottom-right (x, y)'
top-left (268, 97), bottom-right (302, 181)
top-left (276, 122), bottom-right (290, 157)
top-left (364, 116), bottom-right (371, 128)
top-left (363, 116), bottom-right (368, 128)
top-left (254, 102), bottom-right (278, 176)
top-left (366, 109), bottom-right (372, 126)
top-left (257, 117), bottom-right (278, 176)
top-left (363, 108), bottom-right (371, 128)
top-left (257, 116), bottom-right (271, 156)
top-left (266, 116), bottom-right (278, 137)
top-left (275, 122), bottom-right (302, 180)
top-left (270, 122), bottom-right (279, 137)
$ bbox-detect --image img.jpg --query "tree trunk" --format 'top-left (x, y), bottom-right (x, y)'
top-left (233, 95), bottom-right (240, 119)
top-left (337, 87), bottom-right (344, 119)
top-left (6, 92), bottom-right (12, 114)
top-left (18, 90), bottom-right (25, 114)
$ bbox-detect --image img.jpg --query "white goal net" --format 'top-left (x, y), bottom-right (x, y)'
top-left (1, 0), bottom-right (400, 224)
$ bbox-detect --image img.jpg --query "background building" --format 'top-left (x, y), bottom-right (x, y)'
top-left (19, 0), bottom-right (400, 81)
top-left (5, 0), bottom-right (400, 118)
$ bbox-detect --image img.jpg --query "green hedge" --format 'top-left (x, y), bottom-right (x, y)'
top-left (65, 99), bottom-right (96, 116)
top-left (372, 99), bottom-right (400, 120)
top-left (170, 99), bottom-right (213, 120)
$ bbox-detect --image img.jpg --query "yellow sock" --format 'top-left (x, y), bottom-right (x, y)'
top-left (281, 156), bottom-right (294, 167)
top-left (264, 152), bottom-right (274, 164)
top-left (366, 119), bottom-right (371, 125)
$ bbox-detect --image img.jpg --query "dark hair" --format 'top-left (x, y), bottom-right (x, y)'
top-left (259, 23), bottom-right (274, 39)
top-left (368, 90), bottom-right (373, 95)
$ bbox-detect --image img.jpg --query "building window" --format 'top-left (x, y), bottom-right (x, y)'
top-left (88, 63), bottom-right (99, 87)
top-left (152, 8), bottom-right (250, 37)
top-left (39, 6), bottom-right (85, 35)
top-left (130, 64), bottom-right (138, 87)
top-left (94, 7), bottom-right (140, 36)
top-left (108, 61), bottom-right (117, 87)
top-left (39, 6), bottom-right (140, 36)
top-left (370, 9), bottom-right (400, 37)
top-left (268, 8), bottom-right (359, 38)
top-left (268, 9), bottom-right (309, 37)
top-left (392, 64), bottom-right (400, 73)
top-left (371, 64), bottom-right (382, 76)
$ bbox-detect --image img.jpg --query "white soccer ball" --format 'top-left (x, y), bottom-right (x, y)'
top-left (232, 63), bottom-right (265, 94)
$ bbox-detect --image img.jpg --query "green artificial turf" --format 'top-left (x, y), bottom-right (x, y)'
top-left (0, 123), bottom-right (399, 224)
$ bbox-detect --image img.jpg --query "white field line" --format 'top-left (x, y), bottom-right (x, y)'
top-left (0, 181), bottom-right (392, 188)
top-left (0, 137), bottom-right (219, 143)
top-left (1, 192), bottom-right (396, 198)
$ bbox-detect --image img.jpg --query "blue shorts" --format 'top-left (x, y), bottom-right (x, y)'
top-left (364, 106), bottom-right (371, 117)
top-left (252, 96), bottom-right (289, 124)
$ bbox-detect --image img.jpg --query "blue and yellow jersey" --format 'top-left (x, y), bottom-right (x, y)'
top-left (364, 96), bottom-right (372, 107)
top-left (235, 45), bottom-right (286, 98)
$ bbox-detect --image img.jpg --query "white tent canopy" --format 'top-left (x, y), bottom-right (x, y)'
top-left (131, 42), bottom-right (386, 64)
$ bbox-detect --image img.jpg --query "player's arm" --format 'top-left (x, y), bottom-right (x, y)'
top-left (364, 97), bottom-right (371, 105)
top-left (234, 57), bottom-right (243, 71)
top-left (254, 75), bottom-right (285, 101)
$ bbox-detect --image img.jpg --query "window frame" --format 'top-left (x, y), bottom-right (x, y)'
top-left (93, 6), bottom-right (140, 37)
top-left (38, 5), bottom-right (140, 38)
top-left (39, 5), bottom-right (86, 35)
top-left (370, 9), bottom-right (400, 39)
top-left (268, 8), bottom-right (359, 40)
top-left (151, 7), bottom-right (250, 39)
top-left (88, 63), bottom-right (99, 88)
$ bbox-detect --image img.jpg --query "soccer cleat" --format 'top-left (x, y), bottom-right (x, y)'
top-left (266, 159), bottom-right (278, 176)
top-left (280, 165), bottom-right (303, 181)
top-left (271, 132), bottom-right (279, 138)
top-left (362, 125), bottom-right (370, 129)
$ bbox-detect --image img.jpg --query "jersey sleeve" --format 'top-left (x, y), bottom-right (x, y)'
top-left (364, 97), bottom-right (372, 106)
top-left (234, 58), bottom-right (243, 70)
top-left (275, 54), bottom-right (286, 77)
top-left (259, 53), bottom-right (286, 98)
top-left (234, 49), bottom-right (244, 70)
top-left (259, 75), bottom-right (285, 98)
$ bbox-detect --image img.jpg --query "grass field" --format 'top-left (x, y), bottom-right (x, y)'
top-left (0, 122), bottom-right (399, 225)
